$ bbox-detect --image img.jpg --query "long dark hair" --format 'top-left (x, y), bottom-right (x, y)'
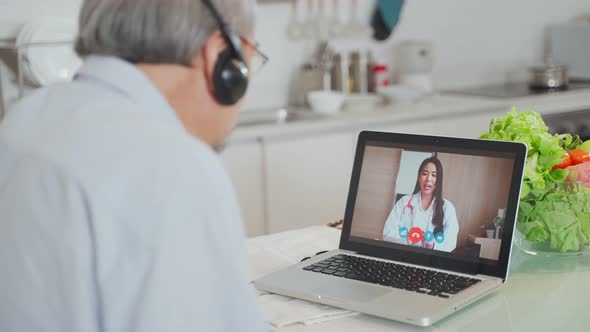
top-left (412, 157), bottom-right (445, 234)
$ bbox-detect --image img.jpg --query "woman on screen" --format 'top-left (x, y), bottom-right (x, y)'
top-left (383, 157), bottom-right (459, 252)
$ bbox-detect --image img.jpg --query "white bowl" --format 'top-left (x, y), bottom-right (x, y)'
top-left (307, 90), bottom-right (344, 114)
top-left (379, 85), bottom-right (429, 105)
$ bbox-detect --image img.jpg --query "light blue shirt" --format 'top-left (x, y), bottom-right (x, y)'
top-left (0, 56), bottom-right (266, 332)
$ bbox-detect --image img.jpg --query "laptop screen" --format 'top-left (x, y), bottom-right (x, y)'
top-left (347, 139), bottom-right (517, 263)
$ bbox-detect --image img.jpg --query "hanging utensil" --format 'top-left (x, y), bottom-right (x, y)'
top-left (287, 0), bottom-right (304, 41)
top-left (329, 0), bottom-right (344, 38)
top-left (315, 0), bottom-right (331, 40)
top-left (302, 0), bottom-right (318, 40)
top-left (345, 0), bottom-right (368, 38)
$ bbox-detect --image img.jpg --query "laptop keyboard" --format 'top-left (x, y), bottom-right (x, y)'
top-left (303, 254), bottom-right (481, 298)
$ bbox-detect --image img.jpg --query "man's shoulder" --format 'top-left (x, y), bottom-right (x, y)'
top-left (73, 124), bottom-right (224, 186)
top-left (3, 91), bottom-right (223, 189)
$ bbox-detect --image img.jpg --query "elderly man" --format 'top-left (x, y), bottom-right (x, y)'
top-left (0, 0), bottom-right (267, 331)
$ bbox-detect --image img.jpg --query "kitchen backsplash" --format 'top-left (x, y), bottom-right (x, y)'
top-left (242, 0), bottom-right (590, 111)
top-left (0, 0), bottom-right (589, 111)
top-left (0, 0), bottom-right (80, 38)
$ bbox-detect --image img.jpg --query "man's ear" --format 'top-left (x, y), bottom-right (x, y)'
top-left (193, 31), bottom-right (227, 84)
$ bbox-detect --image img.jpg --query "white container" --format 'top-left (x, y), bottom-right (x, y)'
top-left (307, 90), bottom-right (344, 114)
top-left (549, 22), bottom-right (590, 80)
top-left (372, 64), bottom-right (391, 93)
top-left (394, 40), bottom-right (435, 75)
top-left (399, 73), bottom-right (433, 93)
top-left (378, 85), bottom-right (428, 106)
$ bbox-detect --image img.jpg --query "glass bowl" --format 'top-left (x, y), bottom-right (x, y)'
top-left (514, 181), bottom-right (590, 256)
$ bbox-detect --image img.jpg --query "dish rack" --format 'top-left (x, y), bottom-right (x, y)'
top-left (0, 39), bottom-right (74, 121)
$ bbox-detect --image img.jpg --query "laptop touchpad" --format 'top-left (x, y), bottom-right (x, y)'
top-left (312, 280), bottom-right (391, 303)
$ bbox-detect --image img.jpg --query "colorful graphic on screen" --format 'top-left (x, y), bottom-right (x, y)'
top-left (349, 145), bottom-right (515, 261)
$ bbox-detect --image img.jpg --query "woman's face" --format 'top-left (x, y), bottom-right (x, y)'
top-left (419, 162), bottom-right (438, 195)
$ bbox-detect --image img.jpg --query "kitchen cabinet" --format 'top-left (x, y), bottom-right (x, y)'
top-left (221, 112), bottom-right (499, 236)
top-left (259, 116), bottom-right (488, 234)
top-left (220, 141), bottom-right (266, 237)
top-left (222, 91), bottom-right (590, 236)
top-left (372, 120), bottom-right (440, 135)
top-left (349, 119), bottom-right (440, 151)
top-left (263, 132), bottom-right (355, 233)
top-left (434, 110), bottom-right (502, 138)
top-left (362, 111), bottom-right (501, 139)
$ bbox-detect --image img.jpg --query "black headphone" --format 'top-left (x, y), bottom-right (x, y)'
top-left (200, 0), bottom-right (249, 106)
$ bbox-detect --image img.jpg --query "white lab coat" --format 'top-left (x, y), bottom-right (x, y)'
top-left (383, 192), bottom-right (459, 252)
top-left (0, 56), bottom-right (266, 332)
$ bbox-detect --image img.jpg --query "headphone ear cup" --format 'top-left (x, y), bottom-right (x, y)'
top-left (212, 49), bottom-right (249, 106)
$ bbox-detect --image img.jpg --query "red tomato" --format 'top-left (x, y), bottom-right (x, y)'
top-left (552, 152), bottom-right (572, 170)
top-left (569, 149), bottom-right (590, 165)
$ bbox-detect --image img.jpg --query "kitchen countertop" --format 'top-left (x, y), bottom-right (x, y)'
top-left (229, 88), bottom-right (590, 144)
top-left (249, 225), bottom-right (590, 331)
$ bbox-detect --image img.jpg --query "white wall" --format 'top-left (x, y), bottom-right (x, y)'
top-left (0, 0), bottom-right (81, 38)
top-left (1, 0), bottom-right (589, 111)
top-left (242, 0), bottom-right (590, 111)
top-left (396, 150), bottom-right (432, 195)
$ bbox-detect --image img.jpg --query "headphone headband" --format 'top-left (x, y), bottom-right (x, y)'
top-left (200, 0), bottom-right (244, 62)
top-left (200, 0), bottom-right (249, 106)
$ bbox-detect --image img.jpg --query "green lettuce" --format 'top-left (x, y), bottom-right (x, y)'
top-left (481, 109), bottom-right (589, 252)
top-left (480, 109), bottom-right (569, 189)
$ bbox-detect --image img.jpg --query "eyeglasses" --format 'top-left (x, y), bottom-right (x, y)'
top-left (240, 36), bottom-right (269, 75)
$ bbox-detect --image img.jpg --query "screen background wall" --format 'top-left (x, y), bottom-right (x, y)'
top-left (350, 148), bottom-right (515, 250)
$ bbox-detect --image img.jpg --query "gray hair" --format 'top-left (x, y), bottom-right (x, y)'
top-left (75, 0), bottom-right (255, 65)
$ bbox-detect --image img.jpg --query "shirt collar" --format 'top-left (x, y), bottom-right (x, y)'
top-left (411, 192), bottom-right (421, 207)
top-left (411, 192), bottom-right (434, 212)
top-left (75, 55), bottom-right (185, 131)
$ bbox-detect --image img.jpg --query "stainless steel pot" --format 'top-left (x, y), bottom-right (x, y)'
top-left (528, 65), bottom-right (569, 90)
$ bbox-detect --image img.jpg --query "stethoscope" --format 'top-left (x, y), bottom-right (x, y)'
top-left (402, 195), bottom-right (437, 218)
top-left (402, 195), bottom-right (415, 216)
top-left (401, 195), bottom-right (437, 232)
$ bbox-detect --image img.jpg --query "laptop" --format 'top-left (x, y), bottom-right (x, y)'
top-left (254, 131), bottom-right (527, 327)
